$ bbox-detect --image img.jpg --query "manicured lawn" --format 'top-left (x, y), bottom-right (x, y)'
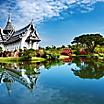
top-left (0, 57), bottom-right (46, 63)
top-left (59, 55), bottom-right (70, 59)
top-left (0, 57), bottom-right (19, 62)
top-left (31, 57), bottom-right (46, 62)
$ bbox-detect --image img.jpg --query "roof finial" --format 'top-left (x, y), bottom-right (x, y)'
top-left (8, 11), bottom-right (11, 23)
top-left (30, 19), bottom-right (34, 25)
top-left (31, 19), bottom-right (33, 22)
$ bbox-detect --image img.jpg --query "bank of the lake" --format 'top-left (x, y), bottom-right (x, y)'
top-left (0, 57), bottom-right (45, 63)
top-left (0, 53), bottom-right (104, 64)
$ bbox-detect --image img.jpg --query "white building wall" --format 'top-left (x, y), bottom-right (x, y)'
top-left (4, 41), bottom-right (21, 51)
top-left (21, 29), bottom-right (39, 50)
top-left (33, 42), bottom-right (39, 50)
top-left (21, 30), bottom-right (30, 49)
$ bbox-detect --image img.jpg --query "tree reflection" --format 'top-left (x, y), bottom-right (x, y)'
top-left (43, 59), bottom-right (64, 69)
top-left (71, 58), bottom-right (104, 79)
top-left (0, 60), bottom-right (64, 95)
top-left (1, 58), bottom-right (104, 95)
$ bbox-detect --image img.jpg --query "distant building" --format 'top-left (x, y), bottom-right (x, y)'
top-left (0, 15), bottom-right (41, 51)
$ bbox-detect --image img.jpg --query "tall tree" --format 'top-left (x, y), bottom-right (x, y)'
top-left (71, 34), bottom-right (104, 53)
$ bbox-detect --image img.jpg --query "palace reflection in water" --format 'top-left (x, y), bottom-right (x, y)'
top-left (0, 58), bottom-right (104, 99)
top-left (0, 60), bottom-right (64, 95)
top-left (0, 63), bottom-right (40, 95)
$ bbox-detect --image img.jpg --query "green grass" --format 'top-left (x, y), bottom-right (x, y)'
top-left (77, 54), bottom-right (90, 57)
top-left (0, 57), bottom-right (46, 63)
top-left (0, 57), bottom-right (19, 62)
top-left (0, 57), bottom-right (20, 64)
top-left (59, 55), bottom-right (69, 59)
top-left (31, 57), bottom-right (46, 62)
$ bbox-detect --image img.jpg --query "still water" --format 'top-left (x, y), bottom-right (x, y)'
top-left (0, 58), bottom-right (104, 104)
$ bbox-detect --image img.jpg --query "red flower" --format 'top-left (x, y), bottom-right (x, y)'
top-left (61, 48), bottom-right (72, 56)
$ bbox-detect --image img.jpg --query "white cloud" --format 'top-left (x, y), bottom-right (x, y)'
top-left (0, 0), bottom-right (104, 29)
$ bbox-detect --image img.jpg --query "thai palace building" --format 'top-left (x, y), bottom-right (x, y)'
top-left (0, 15), bottom-right (41, 51)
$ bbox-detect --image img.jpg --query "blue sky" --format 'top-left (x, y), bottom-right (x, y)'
top-left (0, 0), bottom-right (104, 47)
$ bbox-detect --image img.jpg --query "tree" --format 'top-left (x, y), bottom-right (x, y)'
top-left (61, 45), bottom-right (65, 48)
top-left (52, 45), bottom-right (56, 49)
top-left (71, 34), bottom-right (104, 53)
top-left (45, 46), bottom-right (51, 50)
top-left (67, 45), bottom-right (71, 48)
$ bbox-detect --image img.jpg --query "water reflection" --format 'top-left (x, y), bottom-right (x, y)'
top-left (71, 58), bottom-right (104, 79)
top-left (0, 63), bottom-right (41, 95)
top-left (0, 58), bottom-right (104, 96)
top-left (0, 60), bottom-right (64, 95)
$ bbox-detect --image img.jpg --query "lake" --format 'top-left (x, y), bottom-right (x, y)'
top-left (0, 58), bottom-right (104, 104)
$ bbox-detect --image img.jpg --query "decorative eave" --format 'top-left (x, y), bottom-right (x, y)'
top-left (0, 28), bottom-right (5, 41)
top-left (13, 23), bottom-right (31, 36)
top-left (25, 35), bottom-right (41, 42)
top-left (3, 35), bottom-right (22, 45)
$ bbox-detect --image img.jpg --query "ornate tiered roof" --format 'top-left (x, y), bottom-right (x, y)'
top-left (4, 14), bottom-right (15, 32)
top-left (0, 15), bottom-right (41, 45)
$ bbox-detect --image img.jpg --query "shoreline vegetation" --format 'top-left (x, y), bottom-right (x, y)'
top-left (0, 53), bottom-right (104, 64)
top-left (0, 33), bottom-right (104, 63)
